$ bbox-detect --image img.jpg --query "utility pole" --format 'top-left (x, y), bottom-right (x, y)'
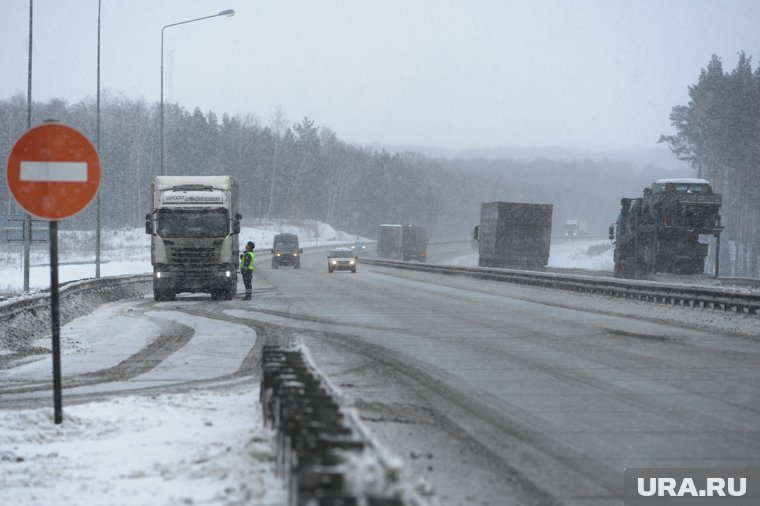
top-left (95, 0), bottom-right (102, 278)
top-left (23, 0), bottom-right (34, 293)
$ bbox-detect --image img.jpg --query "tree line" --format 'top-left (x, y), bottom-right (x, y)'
top-left (3, 74), bottom-right (756, 277)
top-left (1, 92), bottom-right (661, 239)
top-left (660, 52), bottom-right (760, 277)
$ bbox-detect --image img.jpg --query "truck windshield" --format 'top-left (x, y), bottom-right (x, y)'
top-left (673, 183), bottom-right (708, 193)
top-left (156, 208), bottom-right (229, 238)
top-left (275, 242), bottom-right (296, 252)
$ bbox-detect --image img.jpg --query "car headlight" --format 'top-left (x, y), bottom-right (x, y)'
top-left (349, 260), bottom-right (355, 265)
top-left (331, 260), bottom-right (337, 265)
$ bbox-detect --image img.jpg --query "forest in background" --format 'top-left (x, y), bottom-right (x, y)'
top-left (0, 93), bottom-right (671, 240)
top-left (3, 51), bottom-right (757, 277)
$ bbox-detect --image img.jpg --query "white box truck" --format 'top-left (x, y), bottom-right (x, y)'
top-left (145, 175), bottom-right (241, 301)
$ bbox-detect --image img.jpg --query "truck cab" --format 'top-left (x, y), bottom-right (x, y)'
top-left (145, 176), bottom-right (241, 301)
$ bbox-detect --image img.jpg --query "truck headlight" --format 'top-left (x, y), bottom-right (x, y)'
top-left (155, 271), bottom-right (162, 279)
top-left (349, 260), bottom-right (355, 265)
top-left (225, 270), bottom-right (231, 277)
top-left (331, 260), bottom-right (337, 265)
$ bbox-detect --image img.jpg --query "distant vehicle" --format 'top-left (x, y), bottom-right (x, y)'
top-left (327, 247), bottom-right (357, 273)
top-left (145, 175), bottom-right (241, 301)
top-left (401, 224), bottom-right (428, 261)
top-left (563, 219), bottom-right (588, 237)
top-left (271, 233), bottom-right (302, 269)
top-left (610, 178), bottom-right (723, 278)
top-left (377, 224), bottom-right (402, 259)
top-left (377, 224), bottom-right (428, 261)
top-left (351, 240), bottom-right (366, 252)
top-left (473, 201), bottom-right (553, 270)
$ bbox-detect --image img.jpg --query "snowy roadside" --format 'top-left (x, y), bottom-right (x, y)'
top-left (0, 385), bottom-right (286, 506)
top-left (0, 221), bottom-right (363, 506)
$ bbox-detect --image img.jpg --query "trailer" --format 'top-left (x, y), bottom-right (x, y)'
top-left (377, 224), bottom-right (402, 259)
top-left (610, 178), bottom-right (722, 278)
top-left (474, 202), bottom-right (553, 269)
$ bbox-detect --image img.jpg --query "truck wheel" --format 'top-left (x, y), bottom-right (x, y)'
top-left (328, 267), bottom-right (333, 273)
top-left (154, 287), bottom-right (174, 301)
top-left (156, 290), bottom-right (175, 301)
top-left (351, 268), bottom-right (357, 273)
top-left (272, 261), bottom-right (278, 269)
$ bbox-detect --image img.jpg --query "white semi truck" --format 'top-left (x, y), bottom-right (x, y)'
top-left (145, 175), bottom-right (242, 301)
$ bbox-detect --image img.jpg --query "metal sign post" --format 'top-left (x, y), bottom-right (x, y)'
top-left (6, 122), bottom-right (101, 424)
top-left (49, 220), bottom-right (62, 423)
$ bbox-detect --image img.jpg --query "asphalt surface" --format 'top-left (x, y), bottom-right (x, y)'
top-left (240, 245), bottom-right (760, 505)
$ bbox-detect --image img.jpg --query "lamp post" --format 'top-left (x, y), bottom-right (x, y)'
top-left (160, 9), bottom-right (234, 175)
top-left (95, 0), bottom-right (101, 278)
top-left (23, 0), bottom-right (33, 293)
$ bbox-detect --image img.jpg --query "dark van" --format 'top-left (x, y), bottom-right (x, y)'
top-left (271, 233), bottom-right (302, 269)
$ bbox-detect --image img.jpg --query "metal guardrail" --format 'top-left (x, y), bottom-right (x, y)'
top-left (0, 274), bottom-right (152, 345)
top-left (360, 258), bottom-right (760, 314)
top-left (261, 346), bottom-right (422, 506)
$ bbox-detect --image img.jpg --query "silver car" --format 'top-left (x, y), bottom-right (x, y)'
top-left (327, 248), bottom-right (357, 273)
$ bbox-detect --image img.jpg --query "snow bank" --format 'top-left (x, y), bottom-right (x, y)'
top-left (0, 386), bottom-right (286, 506)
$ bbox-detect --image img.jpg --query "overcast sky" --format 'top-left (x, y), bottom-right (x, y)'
top-left (1, 0), bottom-right (758, 151)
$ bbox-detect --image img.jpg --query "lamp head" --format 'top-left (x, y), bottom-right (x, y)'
top-left (218, 9), bottom-right (235, 17)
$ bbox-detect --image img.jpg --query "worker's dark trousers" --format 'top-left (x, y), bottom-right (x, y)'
top-left (241, 270), bottom-right (253, 300)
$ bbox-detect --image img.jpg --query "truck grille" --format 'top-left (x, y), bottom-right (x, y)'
top-left (169, 246), bottom-right (218, 272)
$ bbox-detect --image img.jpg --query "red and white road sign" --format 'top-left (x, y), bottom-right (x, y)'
top-left (6, 123), bottom-right (101, 220)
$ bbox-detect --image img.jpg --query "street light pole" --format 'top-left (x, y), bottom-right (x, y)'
top-left (23, 0), bottom-right (33, 293)
top-left (160, 9), bottom-right (234, 175)
top-left (95, 0), bottom-right (102, 278)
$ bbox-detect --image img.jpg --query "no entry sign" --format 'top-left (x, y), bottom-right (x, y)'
top-left (6, 123), bottom-right (101, 220)
top-left (5, 122), bottom-right (102, 424)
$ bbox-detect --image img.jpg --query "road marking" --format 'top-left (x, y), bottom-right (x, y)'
top-left (20, 161), bottom-right (88, 182)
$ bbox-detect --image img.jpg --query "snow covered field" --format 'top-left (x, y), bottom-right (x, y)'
top-left (444, 236), bottom-right (615, 271)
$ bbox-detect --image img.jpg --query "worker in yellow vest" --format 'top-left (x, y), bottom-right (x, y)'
top-left (240, 241), bottom-right (255, 300)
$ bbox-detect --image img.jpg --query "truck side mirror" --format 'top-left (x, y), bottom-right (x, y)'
top-left (608, 225), bottom-right (615, 241)
top-left (271, 248), bottom-right (275, 253)
top-left (145, 213), bottom-right (152, 235)
top-left (473, 225), bottom-right (479, 241)
top-left (233, 213), bottom-right (242, 234)
top-left (299, 248), bottom-right (303, 254)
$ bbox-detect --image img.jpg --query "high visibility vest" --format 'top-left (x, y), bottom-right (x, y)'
top-left (240, 251), bottom-right (255, 270)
